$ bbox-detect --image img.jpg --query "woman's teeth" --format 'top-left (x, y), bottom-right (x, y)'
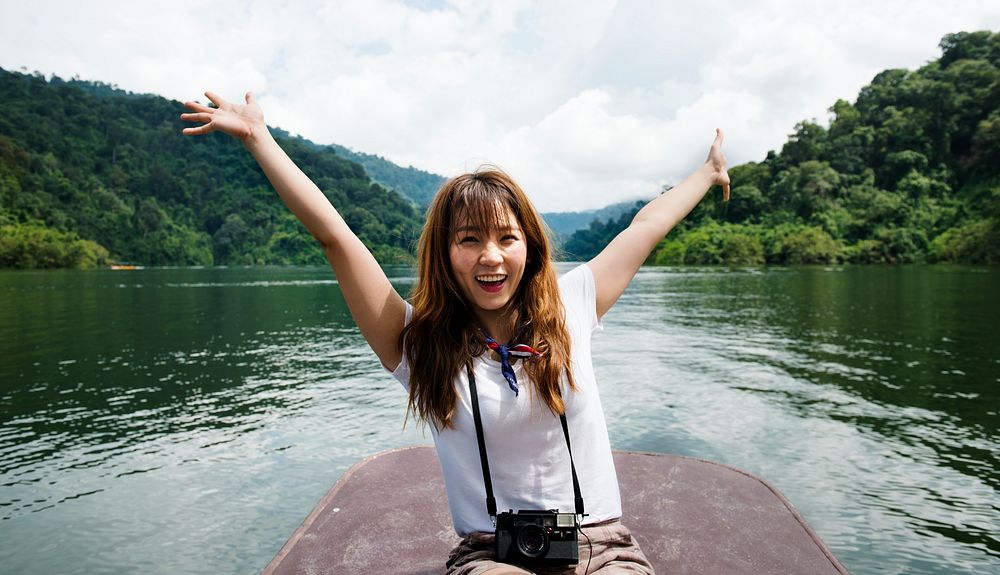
top-left (475, 274), bottom-right (507, 294)
top-left (476, 274), bottom-right (506, 285)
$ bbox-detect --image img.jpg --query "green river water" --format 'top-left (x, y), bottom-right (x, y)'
top-left (0, 264), bottom-right (996, 574)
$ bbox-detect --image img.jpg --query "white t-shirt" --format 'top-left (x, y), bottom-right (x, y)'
top-left (390, 264), bottom-right (622, 536)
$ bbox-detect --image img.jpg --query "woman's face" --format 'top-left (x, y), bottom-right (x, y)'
top-left (448, 205), bottom-right (528, 324)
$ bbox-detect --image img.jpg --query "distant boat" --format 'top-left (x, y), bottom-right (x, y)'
top-left (109, 262), bottom-right (143, 270)
top-left (262, 446), bottom-right (851, 575)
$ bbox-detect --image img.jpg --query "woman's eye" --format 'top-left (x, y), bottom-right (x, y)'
top-left (459, 236), bottom-right (478, 244)
top-left (501, 235), bottom-right (518, 242)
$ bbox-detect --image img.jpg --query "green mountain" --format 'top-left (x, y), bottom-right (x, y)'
top-left (2, 30), bottom-right (997, 269)
top-left (542, 200), bottom-right (648, 237)
top-left (561, 201), bottom-right (647, 260)
top-left (269, 128), bottom-right (446, 209)
top-left (564, 31), bottom-right (1000, 265)
top-left (0, 69), bottom-right (423, 268)
top-left (326, 143), bottom-right (445, 208)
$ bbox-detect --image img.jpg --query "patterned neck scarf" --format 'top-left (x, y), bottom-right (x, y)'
top-left (482, 334), bottom-right (542, 396)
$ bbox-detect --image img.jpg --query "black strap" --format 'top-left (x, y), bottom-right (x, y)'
top-left (466, 365), bottom-right (585, 518)
top-left (560, 410), bottom-right (585, 516)
top-left (467, 364), bottom-right (497, 518)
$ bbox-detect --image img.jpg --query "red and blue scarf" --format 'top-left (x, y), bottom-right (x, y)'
top-left (483, 335), bottom-right (541, 396)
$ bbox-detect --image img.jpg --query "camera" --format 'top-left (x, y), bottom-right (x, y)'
top-left (494, 509), bottom-right (579, 567)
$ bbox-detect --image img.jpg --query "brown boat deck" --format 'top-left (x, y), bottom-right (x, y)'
top-left (262, 446), bottom-right (850, 574)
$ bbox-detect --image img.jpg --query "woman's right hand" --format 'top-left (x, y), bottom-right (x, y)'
top-left (180, 91), bottom-right (265, 143)
top-left (180, 90), bottom-right (406, 369)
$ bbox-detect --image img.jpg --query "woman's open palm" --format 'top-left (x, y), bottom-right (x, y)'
top-left (181, 91), bottom-right (264, 142)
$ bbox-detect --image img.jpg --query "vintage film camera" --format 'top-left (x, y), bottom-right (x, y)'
top-left (494, 509), bottom-right (579, 567)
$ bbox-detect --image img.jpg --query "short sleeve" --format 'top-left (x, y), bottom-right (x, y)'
top-left (386, 303), bottom-right (413, 389)
top-left (558, 264), bottom-right (603, 335)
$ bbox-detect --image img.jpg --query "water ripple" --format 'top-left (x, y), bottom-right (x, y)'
top-left (1, 266), bottom-right (997, 574)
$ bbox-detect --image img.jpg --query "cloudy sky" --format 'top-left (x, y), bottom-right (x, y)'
top-left (2, 1), bottom-right (998, 211)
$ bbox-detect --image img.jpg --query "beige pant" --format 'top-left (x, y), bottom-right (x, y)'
top-left (445, 519), bottom-right (655, 575)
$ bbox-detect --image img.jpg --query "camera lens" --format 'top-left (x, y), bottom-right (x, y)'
top-left (516, 524), bottom-right (549, 559)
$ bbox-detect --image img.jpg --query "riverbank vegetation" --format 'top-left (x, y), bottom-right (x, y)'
top-left (564, 31), bottom-right (999, 265)
top-left (1, 31), bottom-right (997, 268)
top-left (0, 69), bottom-right (423, 268)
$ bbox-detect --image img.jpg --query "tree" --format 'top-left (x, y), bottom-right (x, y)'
top-left (0, 66), bottom-right (426, 268)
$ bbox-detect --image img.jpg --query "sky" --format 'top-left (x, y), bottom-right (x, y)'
top-left (1, 1), bottom-right (998, 212)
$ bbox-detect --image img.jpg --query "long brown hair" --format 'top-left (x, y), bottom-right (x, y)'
top-left (402, 168), bottom-right (575, 429)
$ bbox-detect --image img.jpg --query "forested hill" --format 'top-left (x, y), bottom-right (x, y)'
top-left (542, 200), bottom-right (646, 237)
top-left (0, 68), bottom-right (424, 268)
top-left (2, 31), bottom-right (997, 269)
top-left (269, 127), bottom-right (446, 208)
top-left (565, 31), bottom-right (1000, 265)
top-left (325, 142), bottom-right (445, 208)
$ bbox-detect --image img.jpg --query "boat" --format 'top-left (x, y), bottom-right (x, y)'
top-left (109, 262), bottom-right (143, 270)
top-left (261, 446), bottom-right (851, 574)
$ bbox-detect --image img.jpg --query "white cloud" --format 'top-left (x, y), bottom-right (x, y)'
top-left (1, 0), bottom-right (998, 211)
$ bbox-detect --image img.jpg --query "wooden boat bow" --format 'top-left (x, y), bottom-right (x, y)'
top-left (262, 446), bottom-right (850, 574)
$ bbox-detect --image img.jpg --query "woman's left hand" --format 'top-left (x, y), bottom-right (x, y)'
top-left (707, 128), bottom-right (731, 201)
top-left (181, 91), bottom-right (265, 144)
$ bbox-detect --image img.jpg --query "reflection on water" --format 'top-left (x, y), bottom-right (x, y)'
top-left (596, 266), bottom-right (998, 575)
top-left (0, 265), bottom-right (997, 574)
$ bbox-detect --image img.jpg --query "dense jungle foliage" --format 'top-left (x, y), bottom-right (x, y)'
top-left (271, 127), bottom-right (446, 209)
top-left (324, 142), bottom-right (445, 208)
top-left (564, 31), bottom-right (1000, 265)
top-left (0, 70), bottom-right (423, 268)
top-left (1, 31), bottom-right (997, 269)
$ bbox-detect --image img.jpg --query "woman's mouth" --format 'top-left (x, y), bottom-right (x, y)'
top-left (475, 274), bottom-right (507, 293)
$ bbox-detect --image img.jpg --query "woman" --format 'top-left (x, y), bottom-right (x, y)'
top-left (181, 91), bottom-right (729, 574)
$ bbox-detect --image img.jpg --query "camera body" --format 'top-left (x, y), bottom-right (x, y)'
top-left (494, 509), bottom-right (578, 567)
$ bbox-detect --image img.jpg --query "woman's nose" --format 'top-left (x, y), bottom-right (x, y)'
top-left (479, 242), bottom-right (503, 265)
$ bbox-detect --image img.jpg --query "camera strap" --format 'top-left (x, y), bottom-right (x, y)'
top-left (466, 364), bottom-right (586, 520)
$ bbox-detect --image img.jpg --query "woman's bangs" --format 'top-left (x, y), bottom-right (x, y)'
top-left (450, 180), bottom-right (516, 236)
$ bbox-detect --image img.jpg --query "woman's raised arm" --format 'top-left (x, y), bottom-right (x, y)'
top-left (181, 91), bottom-right (407, 370)
top-left (588, 129), bottom-right (730, 319)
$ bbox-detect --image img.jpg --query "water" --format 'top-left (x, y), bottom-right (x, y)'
top-left (0, 265), bottom-right (996, 575)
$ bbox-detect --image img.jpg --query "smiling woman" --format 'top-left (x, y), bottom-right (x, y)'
top-left (181, 90), bottom-right (729, 573)
top-left (448, 189), bottom-right (529, 319)
top-left (449, 215), bottom-right (528, 318)
top-left (405, 168), bottom-right (574, 429)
